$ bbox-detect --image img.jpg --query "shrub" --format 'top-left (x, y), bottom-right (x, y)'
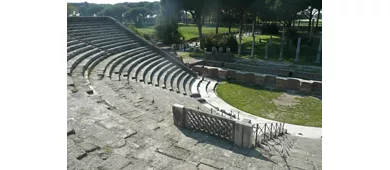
top-left (200, 34), bottom-right (238, 52)
top-left (261, 23), bottom-right (279, 35)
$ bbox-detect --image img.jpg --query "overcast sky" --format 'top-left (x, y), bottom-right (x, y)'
top-left (67, 0), bottom-right (159, 4)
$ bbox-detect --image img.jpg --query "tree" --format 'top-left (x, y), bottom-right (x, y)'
top-left (229, 0), bottom-right (256, 56)
top-left (124, 7), bottom-right (151, 23)
top-left (101, 5), bottom-right (129, 22)
top-left (67, 4), bottom-right (78, 16)
top-left (86, 4), bottom-right (104, 16)
top-left (248, 0), bottom-right (267, 59)
top-left (180, 0), bottom-right (208, 40)
top-left (155, 0), bottom-right (181, 44)
top-left (266, 0), bottom-right (309, 58)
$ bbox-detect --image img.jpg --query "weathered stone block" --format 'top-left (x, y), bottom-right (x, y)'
top-left (207, 68), bottom-right (218, 78)
top-left (244, 73), bottom-right (255, 84)
top-left (172, 104), bottom-right (185, 128)
top-left (227, 70), bottom-right (236, 80)
top-left (275, 77), bottom-right (288, 90)
top-left (264, 75), bottom-right (276, 87)
top-left (234, 122), bottom-right (244, 147)
top-left (236, 72), bottom-right (245, 83)
top-left (218, 70), bottom-right (228, 80)
top-left (234, 118), bottom-right (253, 148)
top-left (287, 78), bottom-right (301, 91)
top-left (300, 81), bottom-right (312, 93)
top-left (312, 82), bottom-right (322, 94)
top-left (192, 65), bottom-right (205, 74)
top-left (254, 75), bottom-right (266, 86)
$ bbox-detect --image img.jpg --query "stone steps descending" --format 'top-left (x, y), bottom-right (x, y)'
top-left (172, 71), bottom-right (186, 93)
top-left (120, 53), bottom-right (157, 81)
top-left (82, 33), bottom-right (127, 42)
top-left (108, 49), bottom-right (149, 78)
top-left (67, 45), bottom-right (94, 61)
top-left (139, 58), bottom-right (165, 83)
top-left (131, 55), bottom-right (162, 81)
top-left (68, 48), bottom-right (101, 74)
top-left (159, 66), bottom-right (177, 89)
top-left (146, 60), bottom-right (169, 85)
top-left (67, 42), bottom-right (86, 52)
top-left (166, 69), bottom-right (181, 91)
top-left (153, 63), bottom-right (174, 87)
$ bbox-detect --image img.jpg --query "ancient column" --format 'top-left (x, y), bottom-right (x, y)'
top-left (315, 38), bottom-right (322, 63)
top-left (279, 28), bottom-right (285, 60)
top-left (295, 37), bottom-right (302, 63)
top-left (264, 40), bottom-right (269, 60)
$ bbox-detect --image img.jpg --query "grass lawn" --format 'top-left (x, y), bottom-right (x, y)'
top-left (134, 24), bottom-right (239, 40)
top-left (238, 35), bottom-right (322, 66)
top-left (134, 25), bottom-right (156, 34)
top-left (216, 81), bottom-right (322, 127)
top-left (178, 24), bottom-right (239, 40)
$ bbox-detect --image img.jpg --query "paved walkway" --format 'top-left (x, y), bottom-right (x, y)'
top-left (197, 78), bottom-right (322, 139)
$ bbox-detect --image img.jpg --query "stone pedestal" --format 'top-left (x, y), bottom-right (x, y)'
top-left (234, 118), bottom-right (253, 148)
top-left (172, 104), bottom-right (185, 128)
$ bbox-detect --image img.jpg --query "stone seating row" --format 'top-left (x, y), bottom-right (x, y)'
top-left (193, 66), bottom-right (322, 95)
top-left (67, 19), bottom-right (198, 96)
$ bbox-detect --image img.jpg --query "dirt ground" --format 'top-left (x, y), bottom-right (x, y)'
top-left (272, 93), bottom-right (303, 107)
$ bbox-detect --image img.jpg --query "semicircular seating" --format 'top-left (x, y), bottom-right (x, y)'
top-left (67, 17), bottom-right (199, 98)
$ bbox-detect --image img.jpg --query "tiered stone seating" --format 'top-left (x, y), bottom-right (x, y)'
top-left (67, 17), bottom-right (198, 97)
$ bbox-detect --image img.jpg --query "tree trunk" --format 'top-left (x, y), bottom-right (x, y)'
top-left (216, 11), bottom-right (219, 34)
top-left (308, 8), bottom-right (313, 32)
top-left (286, 21), bottom-right (292, 58)
top-left (228, 18), bottom-right (231, 33)
top-left (245, 20), bottom-right (248, 33)
top-left (238, 11), bottom-right (244, 57)
top-left (279, 27), bottom-right (285, 60)
top-left (250, 15), bottom-right (256, 59)
top-left (316, 9), bottom-right (321, 30)
top-left (185, 11), bottom-right (188, 26)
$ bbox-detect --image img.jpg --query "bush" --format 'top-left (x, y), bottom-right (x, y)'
top-left (261, 23), bottom-right (279, 35)
top-left (200, 34), bottom-right (238, 52)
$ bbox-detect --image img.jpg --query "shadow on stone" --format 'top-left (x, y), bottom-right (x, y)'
top-left (178, 127), bottom-right (277, 164)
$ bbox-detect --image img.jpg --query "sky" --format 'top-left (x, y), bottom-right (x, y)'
top-left (67, 0), bottom-right (159, 4)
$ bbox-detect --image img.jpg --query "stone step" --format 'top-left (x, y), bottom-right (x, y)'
top-left (121, 53), bottom-right (157, 81)
top-left (139, 57), bottom-right (165, 83)
top-left (153, 63), bottom-right (173, 87)
top-left (130, 55), bottom-right (161, 81)
top-left (166, 69), bottom-right (182, 91)
top-left (146, 60), bottom-right (169, 85)
top-left (111, 50), bottom-right (152, 79)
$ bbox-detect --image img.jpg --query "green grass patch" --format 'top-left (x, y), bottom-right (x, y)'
top-left (178, 25), bottom-right (239, 40)
top-left (216, 81), bottom-right (322, 127)
top-left (135, 25), bottom-right (156, 35)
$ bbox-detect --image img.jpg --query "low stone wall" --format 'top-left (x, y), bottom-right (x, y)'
top-left (203, 60), bottom-right (322, 81)
top-left (192, 65), bottom-right (322, 96)
top-left (204, 53), bottom-right (233, 62)
top-left (172, 104), bottom-right (253, 148)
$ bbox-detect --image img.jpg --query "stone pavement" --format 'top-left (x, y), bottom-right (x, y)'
top-left (68, 75), bottom-right (322, 170)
